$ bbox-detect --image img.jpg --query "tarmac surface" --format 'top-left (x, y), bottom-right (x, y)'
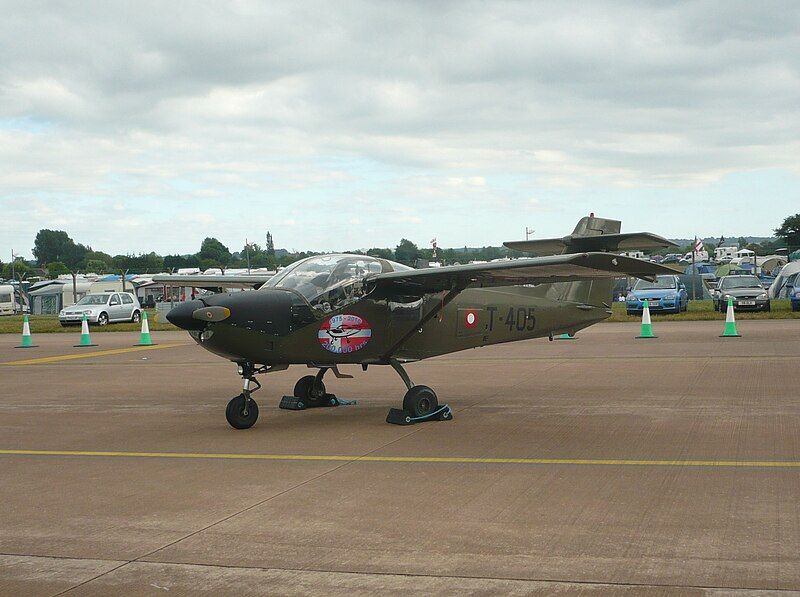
top-left (1, 319), bottom-right (799, 595)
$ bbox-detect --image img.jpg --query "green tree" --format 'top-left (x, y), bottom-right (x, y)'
top-left (164, 254), bottom-right (200, 271)
top-left (111, 252), bottom-right (164, 273)
top-left (366, 247), bottom-right (394, 260)
top-left (83, 250), bottom-right (113, 269)
top-left (85, 259), bottom-right (108, 274)
top-left (198, 237), bottom-right (231, 267)
top-left (46, 261), bottom-right (70, 277)
top-left (775, 214), bottom-right (800, 249)
top-left (394, 239), bottom-right (420, 265)
top-left (33, 230), bottom-right (75, 265)
top-left (3, 260), bottom-right (30, 280)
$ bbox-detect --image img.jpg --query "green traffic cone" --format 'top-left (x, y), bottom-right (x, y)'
top-left (636, 299), bottom-right (657, 339)
top-left (720, 297), bottom-right (741, 338)
top-left (136, 311), bottom-right (155, 346)
top-left (15, 314), bottom-right (38, 348)
top-left (555, 332), bottom-right (575, 340)
top-left (75, 313), bottom-right (97, 347)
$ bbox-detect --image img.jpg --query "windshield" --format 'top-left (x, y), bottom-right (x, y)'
top-left (720, 276), bottom-right (762, 290)
top-left (76, 294), bottom-right (109, 305)
top-left (633, 276), bottom-right (676, 290)
top-left (264, 254), bottom-right (411, 312)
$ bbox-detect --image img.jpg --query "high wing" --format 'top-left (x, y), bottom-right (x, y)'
top-left (151, 274), bottom-right (273, 290)
top-left (366, 252), bottom-right (675, 295)
top-left (503, 232), bottom-right (676, 255)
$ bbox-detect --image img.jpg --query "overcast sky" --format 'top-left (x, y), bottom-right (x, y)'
top-left (2, 0), bottom-right (799, 259)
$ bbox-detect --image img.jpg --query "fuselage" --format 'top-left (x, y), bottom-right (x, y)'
top-left (172, 281), bottom-right (611, 366)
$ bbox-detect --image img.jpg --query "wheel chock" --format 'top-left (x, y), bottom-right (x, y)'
top-left (386, 404), bottom-right (453, 426)
top-left (279, 394), bottom-right (355, 411)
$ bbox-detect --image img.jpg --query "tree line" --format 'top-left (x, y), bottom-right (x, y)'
top-left (1, 230), bottom-right (524, 279)
top-left (3, 213), bottom-right (799, 280)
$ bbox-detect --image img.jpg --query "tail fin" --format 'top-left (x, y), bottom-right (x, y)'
top-left (504, 214), bottom-right (675, 306)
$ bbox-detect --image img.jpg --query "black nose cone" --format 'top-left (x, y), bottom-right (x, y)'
top-left (166, 299), bottom-right (206, 331)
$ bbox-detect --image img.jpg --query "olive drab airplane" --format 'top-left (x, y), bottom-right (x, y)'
top-left (154, 215), bottom-right (676, 429)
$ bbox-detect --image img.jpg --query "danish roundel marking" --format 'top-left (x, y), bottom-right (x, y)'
top-left (318, 314), bottom-right (372, 354)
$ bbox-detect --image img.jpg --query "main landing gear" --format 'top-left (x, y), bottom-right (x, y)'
top-left (386, 360), bottom-right (452, 425)
top-left (291, 367), bottom-right (336, 407)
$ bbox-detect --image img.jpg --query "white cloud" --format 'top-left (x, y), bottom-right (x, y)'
top-left (1, 0), bottom-right (799, 256)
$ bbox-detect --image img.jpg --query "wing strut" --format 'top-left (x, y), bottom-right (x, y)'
top-left (381, 284), bottom-right (466, 362)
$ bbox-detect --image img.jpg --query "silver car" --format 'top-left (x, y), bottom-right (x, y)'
top-left (59, 292), bottom-right (142, 326)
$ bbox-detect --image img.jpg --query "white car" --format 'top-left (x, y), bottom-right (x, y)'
top-left (59, 292), bottom-right (142, 326)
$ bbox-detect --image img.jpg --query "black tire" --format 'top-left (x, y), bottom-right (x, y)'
top-left (131, 310), bottom-right (141, 323)
top-left (225, 394), bottom-right (259, 429)
top-left (765, 303), bottom-right (771, 312)
top-left (403, 385), bottom-right (438, 418)
top-left (97, 312), bottom-right (109, 326)
top-left (293, 375), bottom-right (326, 405)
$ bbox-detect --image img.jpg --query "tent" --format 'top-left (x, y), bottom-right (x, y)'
top-left (715, 264), bottom-right (749, 278)
top-left (769, 261), bottom-right (800, 298)
top-left (28, 280), bottom-right (93, 314)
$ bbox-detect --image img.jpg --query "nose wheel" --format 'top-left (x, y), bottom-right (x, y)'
top-left (226, 394), bottom-right (259, 429)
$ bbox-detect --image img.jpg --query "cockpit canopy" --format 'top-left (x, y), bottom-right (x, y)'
top-left (263, 254), bottom-right (412, 312)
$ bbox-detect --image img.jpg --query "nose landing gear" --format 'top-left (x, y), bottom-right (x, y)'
top-left (226, 362), bottom-right (263, 429)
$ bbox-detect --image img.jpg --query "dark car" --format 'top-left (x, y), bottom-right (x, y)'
top-left (712, 275), bottom-right (770, 312)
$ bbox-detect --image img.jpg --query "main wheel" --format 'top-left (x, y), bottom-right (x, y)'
top-left (226, 394), bottom-right (259, 429)
top-left (97, 312), bottom-right (109, 326)
top-left (293, 375), bottom-right (326, 406)
top-left (403, 385), bottom-right (438, 418)
top-left (131, 310), bottom-right (141, 323)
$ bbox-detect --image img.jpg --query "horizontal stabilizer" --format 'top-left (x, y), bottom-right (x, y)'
top-left (504, 232), bottom-right (676, 256)
top-left (151, 274), bottom-right (273, 290)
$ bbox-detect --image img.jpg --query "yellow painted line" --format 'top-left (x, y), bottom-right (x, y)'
top-left (0, 449), bottom-right (799, 468)
top-left (1, 343), bottom-right (187, 366)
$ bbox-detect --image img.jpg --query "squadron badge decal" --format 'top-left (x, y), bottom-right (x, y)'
top-left (318, 314), bottom-right (372, 354)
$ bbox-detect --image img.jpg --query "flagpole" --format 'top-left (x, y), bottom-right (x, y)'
top-left (691, 236), bottom-right (697, 301)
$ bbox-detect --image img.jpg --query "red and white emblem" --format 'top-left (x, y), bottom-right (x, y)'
top-left (318, 314), bottom-right (372, 354)
top-left (464, 309), bottom-right (479, 329)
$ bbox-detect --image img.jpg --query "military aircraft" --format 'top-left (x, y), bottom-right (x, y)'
top-left (156, 215), bottom-right (676, 429)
